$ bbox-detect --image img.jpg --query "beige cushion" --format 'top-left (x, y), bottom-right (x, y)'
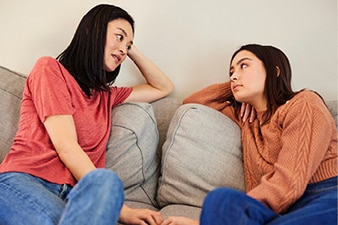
top-left (151, 97), bottom-right (183, 152)
top-left (106, 102), bottom-right (160, 208)
top-left (157, 103), bottom-right (245, 208)
top-left (0, 66), bottom-right (26, 161)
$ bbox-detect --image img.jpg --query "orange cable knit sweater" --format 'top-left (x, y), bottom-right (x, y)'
top-left (183, 81), bottom-right (337, 213)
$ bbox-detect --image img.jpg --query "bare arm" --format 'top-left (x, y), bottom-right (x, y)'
top-left (123, 45), bottom-right (174, 103)
top-left (43, 115), bottom-right (96, 181)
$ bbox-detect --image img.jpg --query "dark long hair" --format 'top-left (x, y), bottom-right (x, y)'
top-left (230, 44), bottom-right (297, 124)
top-left (57, 4), bottom-right (134, 98)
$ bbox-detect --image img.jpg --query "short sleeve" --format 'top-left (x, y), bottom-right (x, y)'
top-left (25, 57), bottom-right (75, 122)
top-left (110, 86), bottom-right (133, 108)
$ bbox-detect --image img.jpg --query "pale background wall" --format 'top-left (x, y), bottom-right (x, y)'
top-left (0, 0), bottom-right (337, 100)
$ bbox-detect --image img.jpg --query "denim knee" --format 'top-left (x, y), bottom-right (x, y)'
top-left (59, 169), bottom-right (124, 225)
top-left (205, 187), bottom-right (243, 204)
top-left (67, 169), bottom-right (124, 201)
top-left (201, 188), bottom-right (278, 225)
top-left (84, 169), bottom-right (123, 192)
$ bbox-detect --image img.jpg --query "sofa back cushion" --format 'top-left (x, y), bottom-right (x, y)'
top-left (151, 97), bottom-right (183, 153)
top-left (106, 102), bottom-right (160, 208)
top-left (157, 103), bottom-right (245, 208)
top-left (0, 66), bottom-right (26, 161)
top-left (326, 100), bottom-right (337, 127)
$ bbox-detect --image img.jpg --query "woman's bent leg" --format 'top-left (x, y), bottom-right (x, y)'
top-left (200, 188), bottom-right (278, 225)
top-left (59, 169), bottom-right (124, 225)
top-left (267, 176), bottom-right (337, 225)
top-left (0, 172), bottom-right (65, 225)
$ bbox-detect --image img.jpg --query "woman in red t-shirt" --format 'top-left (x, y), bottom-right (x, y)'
top-left (0, 4), bottom-right (173, 225)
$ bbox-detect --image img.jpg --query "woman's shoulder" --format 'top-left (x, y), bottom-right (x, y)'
top-left (280, 89), bottom-right (328, 117)
top-left (288, 89), bottom-right (325, 106)
top-left (29, 56), bottom-right (60, 75)
top-left (28, 56), bottom-right (64, 79)
top-left (33, 56), bottom-right (59, 68)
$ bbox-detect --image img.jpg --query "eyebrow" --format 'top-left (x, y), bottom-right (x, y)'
top-left (117, 27), bottom-right (133, 45)
top-left (230, 57), bottom-right (252, 70)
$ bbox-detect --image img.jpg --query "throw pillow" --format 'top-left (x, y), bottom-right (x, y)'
top-left (157, 103), bottom-right (245, 208)
top-left (106, 102), bottom-right (160, 208)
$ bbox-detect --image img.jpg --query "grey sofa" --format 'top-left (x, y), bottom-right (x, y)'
top-left (1, 64), bottom-right (337, 222)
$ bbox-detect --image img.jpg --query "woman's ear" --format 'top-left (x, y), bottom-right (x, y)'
top-left (276, 66), bottom-right (281, 77)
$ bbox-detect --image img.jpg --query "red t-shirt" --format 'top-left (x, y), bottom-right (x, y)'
top-left (0, 57), bottom-right (132, 186)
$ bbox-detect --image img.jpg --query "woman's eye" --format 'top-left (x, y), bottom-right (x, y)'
top-left (240, 63), bottom-right (247, 69)
top-left (116, 34), bottom-right (123, 41)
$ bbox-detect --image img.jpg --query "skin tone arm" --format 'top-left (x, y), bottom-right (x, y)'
top-left (43, 114), bottom-right (96, 181)
top-left (123, 45), bottom-right (174, 103)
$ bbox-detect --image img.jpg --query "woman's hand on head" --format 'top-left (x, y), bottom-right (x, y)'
top-left (126, 44), bottom-right (137, 58)
top-left (119, 204), bottom-right (163, 225)
top-left (161, 216), bottom-right (199, 225)
top-left (240, 103), bottom-right (256, 123)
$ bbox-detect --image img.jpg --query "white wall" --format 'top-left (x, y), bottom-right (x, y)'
top-left (1, 0), bottom-right (337, 100)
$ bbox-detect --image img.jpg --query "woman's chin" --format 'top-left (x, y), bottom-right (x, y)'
top-left (233, 96), bottom-right (243, 103)
top-left (104, 66), bottom-right (117, 72)
top-left (104, 62), bottom-right (120, 72)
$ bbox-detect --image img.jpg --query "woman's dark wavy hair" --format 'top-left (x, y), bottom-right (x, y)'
top-left (56, 4), bottom-right (134, 98)
top-left (230, 44), bottom-right (298, 124)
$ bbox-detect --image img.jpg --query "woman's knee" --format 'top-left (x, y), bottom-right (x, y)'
top-left (83, 169), bottom-right (123, 191)
top-left (204, 187), bottom-right (243, 205)
top-left (66, 169), bottom-right (124, 210)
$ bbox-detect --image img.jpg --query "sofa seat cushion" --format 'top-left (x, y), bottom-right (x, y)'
top-left (160, 204), bottom-right (201, 220)
top-left (157, 103), bottom-right (245, 210)
top-left (106, 102), bottom-right (160, 208)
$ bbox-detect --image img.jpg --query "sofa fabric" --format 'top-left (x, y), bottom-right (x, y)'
top-left (106, 102), bottom-right (160, 208)
top-left (0, 66), bottom-right (26, 161)
top-left (157, 103), bottom-right (245, 209)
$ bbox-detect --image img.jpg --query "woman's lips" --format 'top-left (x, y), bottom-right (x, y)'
top-left (112, 54), bottom-right (121, 63)
top-left (232, 84), bottom-right (241, 92)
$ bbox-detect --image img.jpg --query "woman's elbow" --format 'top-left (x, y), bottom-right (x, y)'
top-left (163, 80), bottom-right (175, 96)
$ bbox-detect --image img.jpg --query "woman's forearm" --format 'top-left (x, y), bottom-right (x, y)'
top-left (128, 45), bottom-right (174, 93)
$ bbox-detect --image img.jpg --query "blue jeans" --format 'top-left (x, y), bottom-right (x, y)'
top-left (200, 176), bottom-right (337, 225)
top-left (0, 169), bottom-right (124, 225)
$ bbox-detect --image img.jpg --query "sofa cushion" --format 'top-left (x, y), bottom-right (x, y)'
top-left (106, 102), bottom-right (160, 208)
top-left (157, 103), bottom-right (245, 209)
top-left (160, 204), bottom-right (201, 220)
top-left (151, 97), bottom-right (183, 153)
top-left (0, 66), bottom-right (26, 161)
top-left (326, 100), bottom-right (337, 128)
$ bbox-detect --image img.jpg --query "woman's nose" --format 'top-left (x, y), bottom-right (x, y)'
top-left (230, 74), bottom-right (238, 81)
top-left (119, 44), bottom-right (127, 55)
top-left (119, 48), bottom-right (126, 55)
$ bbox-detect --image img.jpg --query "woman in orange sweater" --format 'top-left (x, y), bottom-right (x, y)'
top-left (162, 44), bottom-right (337, 225)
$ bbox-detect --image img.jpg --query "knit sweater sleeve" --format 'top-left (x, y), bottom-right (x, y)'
top-left (183, 81), bottom-right (233, 111)
top-left (247, 91), bottom-right (336, 213)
